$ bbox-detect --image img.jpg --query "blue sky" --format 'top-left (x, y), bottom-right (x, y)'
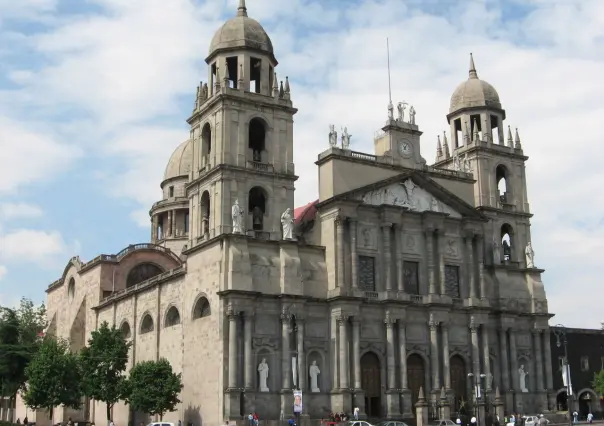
top-left (0, 0), bottom-right (603, 328)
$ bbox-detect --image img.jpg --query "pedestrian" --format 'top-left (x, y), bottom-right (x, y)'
top-left (353, 408), bottom-right (359, 421)
top-left (587, 413), bottom-right (593, 424)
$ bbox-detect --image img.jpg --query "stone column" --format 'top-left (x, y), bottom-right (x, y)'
top-left (338, 314), bottom-right (350, 389)
top-left (227, 305), bottom-right (239, 389)
top-left (399, 320), bottom-right (408, 389)
top-left (350, 219), bottom-right (359, 289)
top-left (244, 312), bottom-right (254, 389)
top-left (167, 210), bottom-right (173, 237)
top-left (499, 328), bottom-right (511, 391)
top-left (477, 235), bottom-right (486, 298)
top-left (281, 312), bottom-right (292, 390)
top-left (297, 320), bottom-right (306, 390)
top-left (470, 317), bottom-right (480, 378)
top-left (542, 330), bottom-right (554, 390)
top-left (509, 328), bottom-right (519, 391)
top-left (396, 224), bottom-right (404, 291)
top-left (437, 230), bottom-right (446, 295)
top-left (385, 316), bottom-right (397, 389)
top-left (466, 234), bottom-right (476, 298)
top-left (533, 329), bottom-right (545, 391)
top-left (172, 209), bottom-right (177, 235)
top-left (426, 229), bottom-right (437, 294)
top-left (382, 223), bottom-right (393, 291)
top-left (482, 325), bottom-right (492, 391)
top-left (352, 319), bottom-right (362, 389)
top-left (336, 216), bottom-right (346, 288)
top-left (442, 323), bottom-right (451, 390)
top-left (429, 315), bottom-right (440, 390)
top-left (151, 215), bottom-right (158, 241)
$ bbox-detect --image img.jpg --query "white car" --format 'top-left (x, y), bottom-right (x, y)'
top-left (348, 421), bottom-right (374, 426)
top-left (148, 422), bottom-right (176, 426)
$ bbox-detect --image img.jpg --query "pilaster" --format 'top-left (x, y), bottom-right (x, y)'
top-left (227, 304), bottom-right (239, 389)
top-left (281, 310), bottom-right (292, 390)
top-left (336, 215), bottom-right (346, 288)
top-left (395, 224), bottom-right (404, 291)
top-left (350, 218), bottom-right (359, 289)
top-left (469, 316), bottom-right (480, 378)
top-left (429, 314), bottom-right (440, 391)
top-left (532, 328), bottom-right (545, 392)
top-left (425, 228), bottom-right (437, 294)
top-left (442, 323), bottom-right (451, 390)
top-left (382, 223), bottom-right (394, 291)
top-left (482, 324), bottom-right (492, 391)
top-left (244, 311), bottom-right (255, 389)
top-left (384, 313), bottom-right (401, 418)
top-left (338, 314), bottom-right (350, 389)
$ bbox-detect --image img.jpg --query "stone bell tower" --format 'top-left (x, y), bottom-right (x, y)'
top-left (434, 54), bottom-right (533, 267)
top-left (186, 0), bottom-right (297, 242)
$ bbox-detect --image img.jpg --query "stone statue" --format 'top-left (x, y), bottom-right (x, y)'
top-left (309, 360), bottom-right (321, 392)
top-left (525, 242), bottom-right (535, 268)
top-left (397, 102), bottom-right (407, 122)
top-left (329, 124), bottom-right (337, 147)
top-left (492, 239), bottom-right (501, 264)
top-left (252, 205), bottom-right (263, 230)
top-left (502, 240), bottom-right (511, 260)
top-left (409, 106), bottom-right (416, 124)
top-left (341, 127), bottom-right (351, 150)
top-left (232, 199), bottom-right (244, 234)
top-left (518, 365), bottom-right (529, 393)
top-left (281, 208), bottom-right (294, 240)
top-left (463, 157), bottom-right (471, 172)
top-left (388, 101), bottom-right (394, 120)
top-left (430, 197), bottom-right (440, 212)
top-left (453, 155), bottom-right (462, 171)
top-left (258, 358), bottom-right (270, 392)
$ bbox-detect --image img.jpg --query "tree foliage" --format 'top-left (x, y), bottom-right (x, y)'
top-left (80, 321), bottom-right (131, 421)
top-left (125, 358), bottom-right (183, 420)
top-left (22, 337), bottom-right (83, 420)
top-left (592, 370), bottom-right (604, 397)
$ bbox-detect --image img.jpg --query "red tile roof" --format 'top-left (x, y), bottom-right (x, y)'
top-left (294, 199), bottom-right (319, 225)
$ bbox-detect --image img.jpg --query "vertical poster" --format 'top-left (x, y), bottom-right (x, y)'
top-left (293, 390), bottom-right (303, 413)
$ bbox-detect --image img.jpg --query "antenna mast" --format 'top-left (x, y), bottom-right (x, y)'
top-left (387, 38), bottom-right (392, 104)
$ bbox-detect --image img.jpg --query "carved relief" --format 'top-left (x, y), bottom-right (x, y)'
top-left (450, 346), bottom-right (470, 358)
top-left (358, 225), bottom-right (377, 250)
top-left (306, 341), bottom-right (328, 352)
top-left (445, 239), bottom-right (459, 257)
top-left (360, 180), bottom-right (462, 218)
top-left (404, 234), bottom-right (418, 253)
top-left (360, 341), bottom-right (386, 355)
top-left (252, 336), bottom-right (279, 350)
top-left (408, 344), bottom-right (429, 357)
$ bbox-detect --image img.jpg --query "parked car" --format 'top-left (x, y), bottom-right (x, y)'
top-left (433, 420), bottom-right (457, 426)
top-left (348, 421), bottom-right (374, 426)
top-left (375, 421), bottom-right (411, 426)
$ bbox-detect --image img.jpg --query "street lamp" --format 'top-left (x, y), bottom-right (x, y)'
top-left (553, 324), bottom-right (573, 426)
top-left (468, 373), bottom-right (487, 426)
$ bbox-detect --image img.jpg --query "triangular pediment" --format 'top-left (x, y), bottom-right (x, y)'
top-left (359, 178), bottom-right (462, 218)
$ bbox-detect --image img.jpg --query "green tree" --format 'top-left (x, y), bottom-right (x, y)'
top-left (125, 358), bottom-right (183, 420)
top-left (592, 370), bottom-right (604, 396)
top-left (16, 298), bottom-right (47, 345)
top-left (80, 322), bottom-right (131, 422)
top-left (22, 337), bottom-right (83, 421)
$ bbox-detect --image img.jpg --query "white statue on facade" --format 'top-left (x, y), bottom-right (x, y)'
top-left (518, 365), bottom-right (529, 393)
top-left (492, 239), bottom-right (501, 264)
top-left (397, 102), bottom-right (407, 122)
top-left (430, 197), bottom-right (440, 212)
top-left (388, 101), bottom-right (394, 120)
top-left (231, 199), bottom-right (244, 234)
top-left (341, 127), bottom-right (351, 150)
top-left (525, 242), bottom-right (535, 268)
top-left (281, 208), bottom-right (294, 240)
top-left (258, 358), bottom-right (270, 392)
top-left (463, 157), bottom-right (472, 172)
top-left (309, 360), bottom-right (321, 392)
top-left (409, 105), bottom-right (416, 124)
top-left (453, 155), bottom-right (462, 171)
top-left (328, 124), bottom-right (337, 147)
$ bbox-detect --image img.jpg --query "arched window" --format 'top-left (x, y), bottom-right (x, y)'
top-left (126, 263), bottom-right (164, 288)
top-left (496, 165), bottom-right (510, 203)
top-left (249, 186), bottom-right (267, 231)
top-left (248, 118), bottom-right (266, 162)
top-left (201, 123), bottom-right (212, 165)
top-left (192, 297), bottom-right (211, 319)
top-left (164, 306), bottom-right (181, 327)
top-left (184, 212), bottom-right (189, 234)
top-left (200, 190), bottom-right (210, 236)
top-left (120, 321), bottom-right (132, 339)
top-left (501, 223), bottom-right (513, 261)
top-left (140, 314), bottom-right (154, 334)
top-left (67, 278), bottom-right (75, 301)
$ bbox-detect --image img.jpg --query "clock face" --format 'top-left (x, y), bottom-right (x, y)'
top-left (399, 140), bottom-right (412, 157)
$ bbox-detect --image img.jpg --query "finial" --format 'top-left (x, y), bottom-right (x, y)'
top-left (507, 125), bottom-right (513, 146)
top-left (223, 59), bottom-right (230, 80)
top-left (237, 0), bottom-right (248, 17)
top-left (514, 127), bottom-right (522, 149)
top-left (443, 131), bottom-right (450, 158)
top-left (418, 386), bottom-right (425, 400)
top-left (284, 76), bottom-right (290, 93)
top-left (472, 117), bottom-right (480, 142)
top-left (436, 135), bottom-right (443, 157)
top-left (469, 53), bottom-right (478, 79)
top-left (440, 387), bottom-right (447, 399)
top-left (238, 63), bottom-right (244, 90)
top-left (272, 71), bottom-right (279, 97)
top-left (279, 80), bottom-right (284, 98)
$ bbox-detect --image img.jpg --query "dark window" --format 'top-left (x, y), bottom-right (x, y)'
top-left (126, 263), bottom-right (164, 288)
top-left (165, 307), bottom-right (181, 327)
top-left (358, 256), bottom-right (376, 291)
top-left (444, 265), bottom-right (460, 298)
top-left (184, 212), bottom-right (189, 233)
top-left (140, 315), bottom-right (154, 334)
top-left (193, 297), bottom-right (211, 319)
top-left (581, 356), bottom-right (589, 371)
top-left (169, 186), bottom-right (174, 197)
top-left (403, 261), bottom-right (420, 294)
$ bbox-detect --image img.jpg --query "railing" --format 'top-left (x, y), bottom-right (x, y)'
top-left (151, 197), bottom-right (188, 209)
top-left (350, 150), bottom-right (377, 162)
top-left (410, 294), bottom-right (423, 303)
top-left (98, 265), bottom-right (186, 305)
top-left (247, 160), bottom-right (274, 172)
top-left (423, 164), bottom-right (472, 178)
top-left (364, 291), bottom-right (379, 299)
top-left (452, 297), bottom-right (463, 306)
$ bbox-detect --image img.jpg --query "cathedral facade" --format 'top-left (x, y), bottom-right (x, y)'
top-left (19, 1), bottom-right (555, 425)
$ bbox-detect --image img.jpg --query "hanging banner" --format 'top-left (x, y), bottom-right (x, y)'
top-left (567, 364), bottom-right (573, 396)
top-left (292, 356), bottom-right (298, 388)
top-left (293, 390), bottom-right (303, 413)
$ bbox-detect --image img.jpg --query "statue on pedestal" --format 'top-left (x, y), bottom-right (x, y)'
top-left (397, 102), bottom-right (407, 122)
top-left (328, 124), bottom-right (337, 147)
top-left (231, 199), bottom-right (244, 234)
top-left (409, 105), bottom-right (416, 124)
top-left (281, 208), bottom-right (294, 240)
top-left (518, 365), bottom-right (529, 393)
top-left (525, 242), bottom-right (535, 268)
top-left (258, 358), bottom-right (270, 392)
top-left (341, 127), bottom-right (351, 150)
top-left (309, 360), bottom-right (321, 392)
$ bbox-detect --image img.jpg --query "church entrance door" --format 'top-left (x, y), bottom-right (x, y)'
top-left (450, 355), bottom-right (468, 415)
top-left (407, 354), bottom-right (426, 409)
top-left (361, 352), bottom-right (382, 419)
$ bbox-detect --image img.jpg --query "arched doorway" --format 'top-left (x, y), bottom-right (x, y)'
top-left (361, 352), bottom-right (382, 419)
top-left (407, 354), bottom-right (426, 410)
top-left (557, 390), bottom-right (568, 411)
top-left (450, 355), bottom-right (468, 415)
top-left (579, 391), bottom-right (594, 419)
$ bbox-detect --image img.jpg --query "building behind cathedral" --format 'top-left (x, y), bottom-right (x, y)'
top-left (15, 1), bottom-right (560, 425)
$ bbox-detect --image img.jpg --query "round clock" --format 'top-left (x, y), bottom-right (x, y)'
top-left (399, 140), bottom-right (413, 157)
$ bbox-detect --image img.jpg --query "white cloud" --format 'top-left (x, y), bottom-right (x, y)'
top-left (0, 203), bottom-right (43, 221)
top-left (0, 0), bottom-right (602, 327)
top-left (0, 229), bottom-right (69, 267)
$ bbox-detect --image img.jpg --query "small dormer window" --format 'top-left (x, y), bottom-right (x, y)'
top-left (169, 186), bottom-right (174, 198)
